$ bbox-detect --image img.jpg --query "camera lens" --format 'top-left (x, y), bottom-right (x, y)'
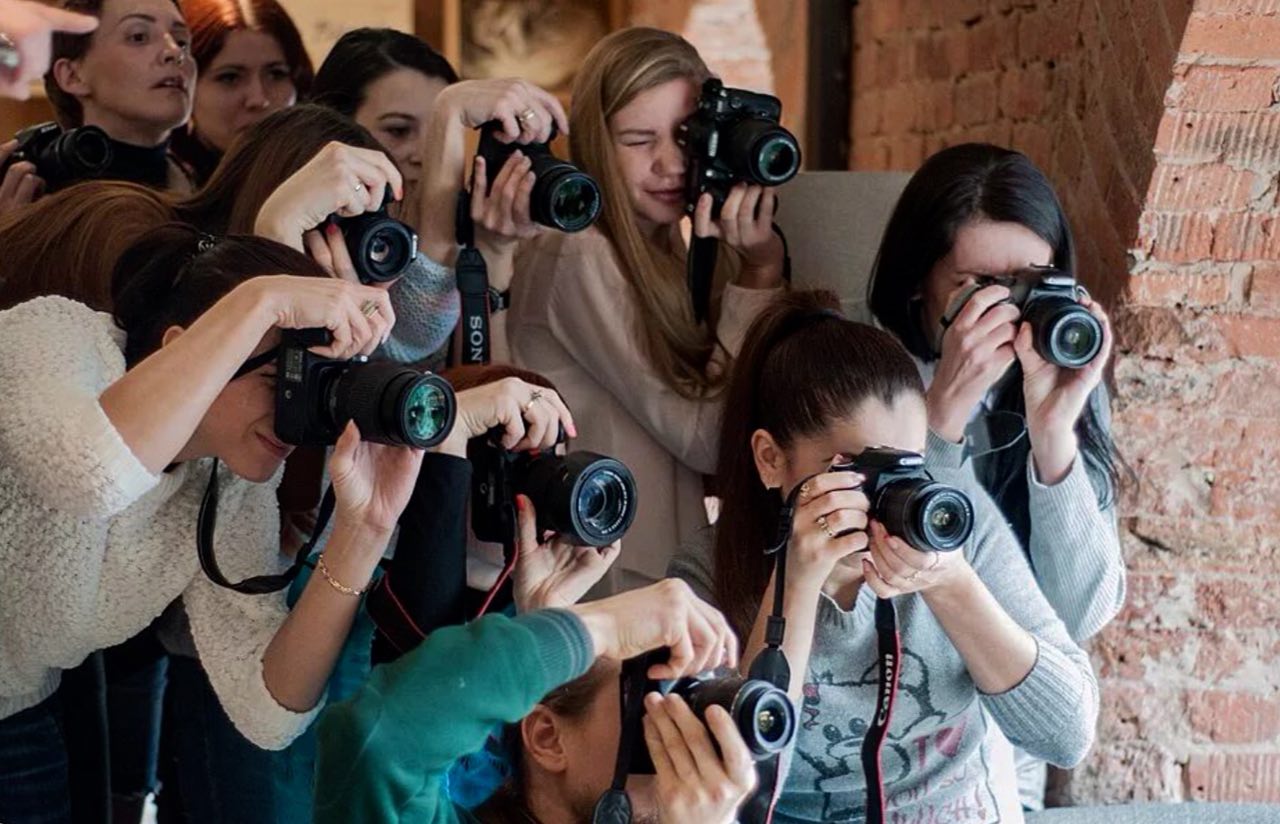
top-left (876, 479), bottom-right (974, 552)
top-left (518, 452), bottom-right (638, 546)
top-left (724, 118), bottom-right (802, 186)
top-left (673, 676), bottom-right (796, 759)
top-left (338, 214), bottom-right (418, 284)
top-left (534, 162), bottom-right (602, 232)
top-left (329, 361), bottom-right (456, 448)
top-left (1027, 297), bottom-right (1103, 369)
top-left (58, 126), bottom-right (112, 175)
top-left (755, 135), bottom-right (801, 183)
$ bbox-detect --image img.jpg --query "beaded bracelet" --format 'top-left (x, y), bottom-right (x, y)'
top-left (316, 553), bottom-right (364, 597)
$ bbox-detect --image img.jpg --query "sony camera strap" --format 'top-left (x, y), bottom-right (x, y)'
top-left (686, 222), bottom-right (791, 325)
top-left (454, 191), bottom-right (512, 366)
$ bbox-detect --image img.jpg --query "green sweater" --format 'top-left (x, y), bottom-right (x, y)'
top-left (313, 610), bottom-right (594, 824)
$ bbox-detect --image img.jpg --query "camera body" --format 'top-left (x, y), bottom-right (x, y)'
top-left (327, 190), bottom-right (418, 285)
top-left (274, 329), bottom-right (456, 449)
top-left (830, 447), bottom-right (974, 553)
top-left (475, 121), bottom-right (601, 233)
top-left (469, 429), bottom-right (637, 548)
top-left (3, 122), bottom-right (113, 191)
top-left (946, 267), bottom-right (1103, 369)
top-left (678, 78), bottom-right (801, 218)
top-left (623, 650), bottom-right (796, 774)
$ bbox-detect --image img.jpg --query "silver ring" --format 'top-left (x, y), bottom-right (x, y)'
top-left (353, 181), bottom-right (365, 194)
top-left (521, 390), bottom-right (544, 414)
top-left (0, 33), bottom-right (20, 72)
top-left (516, 108), bottom-right (537, 124)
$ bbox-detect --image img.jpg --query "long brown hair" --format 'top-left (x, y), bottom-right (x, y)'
top-left (569, 27), bottom-right (738, 400)
top-left (712, 291), bottom-right (926, 639)
top-left (182, 0), bottom-right (313, 95)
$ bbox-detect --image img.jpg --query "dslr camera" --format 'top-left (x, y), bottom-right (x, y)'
top-left (469, 429), bottom-right (637, 547)
top-left (475, 121), bottom-right (601, 233)
top-left (274, 329), bottom-right (456, 448)
top-left (622, 649), bottom-right (796, 773)
top-left (327, 188), bottom-right (419, 285)
top-left (945, 267), bottom-right (1103, 369)
top-left (678, 78), bottom-right (801, 218)
top-left (1, 122), bottom-right (113, 191)
top-left (830, 447), bottom-right (974, 553)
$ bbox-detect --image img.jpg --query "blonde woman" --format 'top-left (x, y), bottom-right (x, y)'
top-left (508, 27), bottom-right (787, 591)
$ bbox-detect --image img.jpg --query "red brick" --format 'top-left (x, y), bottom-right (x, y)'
top-left (1186, 753), bottom-right (1280, 802)
top-left (964, 18), bottom-right (1007, 74)
top-left (1147, 164), bottom-right (1263, 212)
top-left (1166, 65), bottom-right (1280, 112)
top-left (1196, 578), bottom-right (1280, 630)
top-left (1181, 12), bottom-right (1280, 61)
top-left (999, 62), bottom-right (1049, 119)
top-left (1215, 314), bottom-right (1280, 358)
top-left (1093, 625), bottom-right (1196, 680)
top-left (1126, 268), bottom-right (1235, 308)
top-left (1135, 211), bottom-right (1216, 263)
top-left (1012, 121), bottom-right (1052, 169)
top-left (887, 134), bottom-right (925, 171)
top-left (882, 82), bottom-right (918, 133)
top-left (1186, 690), bottom-right (1280, 744)
top-left (854, 41), bottom-right (879, 91)
top-left (853, 89), bottom-right (882, 139)
top-left (1017, 3), bottom-right (1079, 62)
top-left (1124, 516), bottom-right (1280, 574)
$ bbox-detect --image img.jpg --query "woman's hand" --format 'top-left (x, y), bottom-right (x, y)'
top-left (327, 421), bottom-right (424, 535)
top-left (512, 494), bottom-right (620, 612)
top-left (434, 78), bottom-right (568, 145)
top-left (254, 142), bottom-right (404, 250)
top-left (436, 378), bottom-right (575, 457)
top-left (860, 520), bottom-right (970, 599)
top-left (240, 275), bottom-right (394, 359)
top-left (787, 469), bottom-right (872, 591)
top-left (570, 579), bottom-right (738, 679)
top-left (1016, 294), bottom-right (1112, 484)
top-left (926, 283), bottom-right (1021, 443)
top-left (469, 152), bottom-right (541, 259)
top-left (645, 693), bottom-right (758, 824)
top-left (0, 0), bottom-right (98, 99)
top-left (303, 222), bottom-right (380, 287)
top-left (0, 139), bottom-right (42, 216)
top-left (693, 184), bottom-right (785, 289)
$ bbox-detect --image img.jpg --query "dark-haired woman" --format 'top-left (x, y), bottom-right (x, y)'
top-left (670, 291), bottom-right (1098, 823)
top-left (312, 27), bottom-right (458, 192)
top-left (865, 143), bottom-right (1123, 809)
top-left (170, 0), bottom-right (313, 186)
top-left (0, 0), bottom-right (195, 218)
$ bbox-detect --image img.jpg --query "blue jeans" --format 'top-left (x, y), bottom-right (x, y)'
top-left (0, 695), bottom-right (71, 824)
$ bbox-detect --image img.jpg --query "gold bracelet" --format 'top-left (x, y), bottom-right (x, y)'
top-left (316, 553), bottom-right (365, 597)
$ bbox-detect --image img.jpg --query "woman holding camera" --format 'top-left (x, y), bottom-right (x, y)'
top-left (866, 144), bottom-right (1124, 808)
top-left (668, 291), bottom-right (1098, 822)
top-left (505, 27), bottom-right (787, 592)
top-left (169, 0), bottom-right (312, 186)
top-left (0, 0), bottom-right (197, 218)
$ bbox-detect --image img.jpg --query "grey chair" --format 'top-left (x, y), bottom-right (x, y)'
top-left (1027, 803), bottom-right (1280, 823)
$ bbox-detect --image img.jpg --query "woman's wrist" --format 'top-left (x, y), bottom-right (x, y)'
top-left (925, 390), bottom-right (969, 445)
top-left (1027, 425), bottom-right (1078, 486)
top-left (920, 560), bottom-right (980, 614)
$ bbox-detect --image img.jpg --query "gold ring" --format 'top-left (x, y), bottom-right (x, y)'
top-left (799, 481), bottom-right (812, 501)
top-left (521, 389), bottom-right (544, 414)
top-left (817, 514), bottom-right (835, 540)
top-left (517, 108), bottom-right (538, 124)
top-left (360, 300), bottom-right (379, 318)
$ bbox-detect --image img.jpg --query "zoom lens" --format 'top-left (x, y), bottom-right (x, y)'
top-left (53, 126), bottom-right (112, 176)
top-left (338, 214), bottom-right (418, 284)
top-left (755, 135), bottom-right (800, 183)
top-left (518, 451), bottom-right (638, 546)
top-left (673, 676), bottom-right (796, 759)
top-left (328, 361), bottom-right (456, 448)
top-left (533, 161), bottom-right (602, 232)
top-left (875, 479), bottom-right (974, 552)
top-left (1029, 298), bottom-right (1103, 369)
top-left (724, 118), bottom-right (801, 186)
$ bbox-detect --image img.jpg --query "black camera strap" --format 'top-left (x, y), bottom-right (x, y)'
top-left (196, 459), bottom-right (335, 594)
top-left (686, 222), bottom-right (792, 325)
top-left (861, 597), bottom-right (901, 824)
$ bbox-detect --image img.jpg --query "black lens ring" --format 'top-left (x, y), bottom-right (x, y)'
top-left (542, 169), bottom-right (602, 232)
top-left (394, 372), bottom-right (456, 449)
top-left (1041, 307), bottom-right (1103, 369)
top-left (751, 133), bottom-right (801, 184)
top-left (569, 463), bottom-right (635, 545)
top-left (913, 487), bottom-right (974, 552)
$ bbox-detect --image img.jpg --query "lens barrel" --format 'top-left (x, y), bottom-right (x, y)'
top-left (327, 361), bottom-right (456, 448)
top-left (724, 117), bottom-right (801, 186)
top-left (875, 478), bottom-right (974, 552)
top-left (1025, 296), bottom-right (1103, 369)
top-left (529, 156), bottom-right (602, 232)
top-left (673, 676), bottom-right (796, 759)
top-left (338, 212), bottom-right (418, 284)
top-left (517, 451), bottom-right (638, 546)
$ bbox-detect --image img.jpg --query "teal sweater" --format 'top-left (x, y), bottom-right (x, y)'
top-left (313, 610), bottom-right (594, 824)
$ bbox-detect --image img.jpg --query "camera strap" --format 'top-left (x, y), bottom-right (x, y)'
top-left (861, 597), bottom-right (902, 824)
top-left (196, 459), bottom-right (335, 594)
top-left (686, 222), bottom-right (792, 325)
top-left (453, 191), bottom-right (513, 365)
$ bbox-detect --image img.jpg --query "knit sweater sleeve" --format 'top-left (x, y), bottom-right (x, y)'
top-left (182, 469), bottom-right (319, 750)
top-left (942, 469), bottom-right (1099, 768)
top-left (314, 610), bottom-right (594, 824)
top-left (0, 297), bottom-right (158, 519)
top-left (1024, 388), bottom-right (1125, 642)
top-left (539, 231), bottom-right (777, 476)
top-left (381, 252), bottom-right (460, 367)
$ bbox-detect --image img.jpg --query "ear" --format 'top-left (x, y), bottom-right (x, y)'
top-left (160, 325), bottom-right (186, 348)
top-left (51, 57), bottom-right (92, 99)
top-left (750, 428), bottom-right (787, 491)
top-left (521, 706), bottom-right (570, 775)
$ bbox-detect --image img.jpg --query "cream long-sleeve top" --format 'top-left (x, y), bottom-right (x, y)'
top-left (508, 227), bottom-right (779, 587)
top-left (0, 296), bottom-right (318, 749)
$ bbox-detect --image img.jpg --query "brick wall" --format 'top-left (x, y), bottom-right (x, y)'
top-left (850, 0), bottom-right (1280, 805)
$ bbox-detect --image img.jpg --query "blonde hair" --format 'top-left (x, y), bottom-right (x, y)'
top-left (569, 27), bottom-right (733, 399)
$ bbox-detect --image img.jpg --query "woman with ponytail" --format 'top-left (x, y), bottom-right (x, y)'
top-left (866, 143), bottom-right (1124, 809)
top-left (508, 27), bottom-right (787, 591)
top-left (669, 290), bottom-right (1098, 823)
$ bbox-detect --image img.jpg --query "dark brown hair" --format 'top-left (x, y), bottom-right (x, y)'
top-left (311, 27), bottom-right (457, 117)
top-left (712, 291), bottom-right (926, 639)
top-left (111, 222), bottom-right (327, 366)
top-left (44, 0), bottom-right (184, 127)
top-left (183, 0), bottom-right (312, 95)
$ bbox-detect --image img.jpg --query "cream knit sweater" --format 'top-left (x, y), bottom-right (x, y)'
top-left (0, 296), bottom-right (319, 749)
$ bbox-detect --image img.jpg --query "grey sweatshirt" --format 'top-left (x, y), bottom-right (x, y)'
top-left (668, 465), bottom-right (1098, 824)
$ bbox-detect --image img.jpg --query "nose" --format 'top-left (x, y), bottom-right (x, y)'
top-left (245, 74), bottom-right (270, 111)
top-left (653, 138), bottom-right (685, 179)
top-left (160, 33), bottom-right (186, 65)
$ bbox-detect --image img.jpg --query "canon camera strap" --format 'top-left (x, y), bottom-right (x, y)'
top-left (861, 597), bottom-right (902, 823)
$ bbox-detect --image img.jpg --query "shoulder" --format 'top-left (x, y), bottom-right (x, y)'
top-left (0, 296), bottom-right (124, 366)
top-left (523, 227), bottom-right (624, 281)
